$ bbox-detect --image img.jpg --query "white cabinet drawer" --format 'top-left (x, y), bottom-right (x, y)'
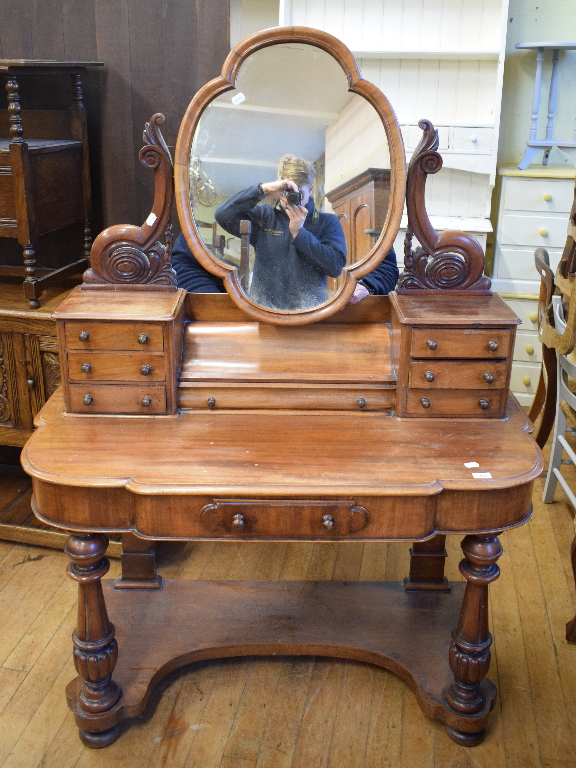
top-left (402, 124), bottom-right (449, 150)
top-left (496, 247), bottom-right (561, 281)
top-left (500, 213), bottom-right (568, 248)
top-left (452, 127), bottom-right (494, 153)
top-left (502, 298), bottom-right (539, 328)
top-left (510, 361), bottom-right (541, 393)
top-left (513, 331), bottom-right (541, 362)
top-left (503, 177), bottom-right (574, 213)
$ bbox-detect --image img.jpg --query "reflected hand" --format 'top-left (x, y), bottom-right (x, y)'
top-left (285, 202), bottom-right (307, 238)
top-left (348, 283), bottom-right (370, 304)
top-left (260, 179), bottom-right (298, 200)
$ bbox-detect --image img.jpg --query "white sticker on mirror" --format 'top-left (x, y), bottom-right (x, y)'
top-left (146, 213), bottom-right (157, 226)
top-left (464, 462), bottom-right (480, 468)
top-left (231, 92), bottom-right (246, 105)
top-left (472, 472), bottom-right (492, 479)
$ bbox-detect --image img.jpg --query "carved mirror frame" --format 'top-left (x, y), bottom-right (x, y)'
top-left (174, 26), bottom-right (406, 325)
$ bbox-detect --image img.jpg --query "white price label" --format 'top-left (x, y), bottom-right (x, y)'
top-left (472, 472), bottom-right (492, 479)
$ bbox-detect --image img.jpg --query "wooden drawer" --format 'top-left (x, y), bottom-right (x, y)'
top-left (409, 360), bottom-right (508, 389)
top-left (68, 384), bottom-right (167, 414)
top-left (500, 213), bottom-right (568, 249)
top-left (199, 500), bottom-right (369, 538)
top-left (411, 328), bottom-right (511, 359)
top-left (67, 351), bottom-right (166, 382)
top-left (451, 126), bottom-right (494, 153)
top-left (503, 177), bottom-right (574, 213)
top-left (510, 361), bottom-right (540, 394)
top-left (64, 321), bottom-right (164, 351)
top-left (405, 389), bottom-right (507, 417)
top-left (502, 298), bottom-right (539, 329)
top-left (496, 246), bottom-right (562, 281)
top-left (179, 383), bottom-right (395, 411)
top-left (513, 331), bottom-right (541, 363)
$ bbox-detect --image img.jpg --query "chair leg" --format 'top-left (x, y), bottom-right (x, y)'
top-left (532, 345), bottom-right (558, 449)
top-left (543, 402), bottom-right (567, 503)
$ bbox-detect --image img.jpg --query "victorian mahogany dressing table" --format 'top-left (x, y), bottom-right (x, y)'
top-left (21, 28), bottom-right (542, 749)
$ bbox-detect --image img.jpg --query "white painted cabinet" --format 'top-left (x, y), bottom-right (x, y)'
top-left (493, 166), bottom-right (576, 405)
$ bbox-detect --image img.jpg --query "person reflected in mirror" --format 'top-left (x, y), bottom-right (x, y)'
top-left (212, 154), bottom-right (344, 310)
top-left (172, 155), bottom-right (399, 303)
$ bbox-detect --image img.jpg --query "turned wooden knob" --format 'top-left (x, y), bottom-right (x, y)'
top-left (487, 340), bottom-right (499, 352)
top-left (424, 371), bottom-right (434, 382)
top-left (140, 364), bottom-right (152, 376)
top-left (322, 514), bottom-right (335, 531)
top-left (81, 362), bottom-right (91, 373)
top-left (483, 372), bottom-right (494, 383)
top-left (137, 333), bottom-right (148, 345)
top-left (231, 514), bottom-right (245, 529)
top-left (421, 398), bottom-right (431, 408)
top-left (79, 331), bottom-right (89, 342)
top-left (426, 340), bottom-right (437, 350)
top-left (478, 399), bottom-right (489, 410)
top-left (141, 396), bottom-right (152, 407)
top-left (83, 394), bottom-right (93, 406)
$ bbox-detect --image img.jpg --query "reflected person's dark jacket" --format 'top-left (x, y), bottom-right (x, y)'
top-left (213, 184), bottom-right (346, 310)
top-left (172, 198), bottom-right (400, 298)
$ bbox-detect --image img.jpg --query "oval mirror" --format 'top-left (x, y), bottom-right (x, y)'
top-left (175, 27), bottom-right (405, 324)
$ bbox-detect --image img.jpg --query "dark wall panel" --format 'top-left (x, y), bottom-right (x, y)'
top-left (0, 0), bottom-right (230, 235)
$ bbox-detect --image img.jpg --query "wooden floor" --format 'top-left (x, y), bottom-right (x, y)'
top-left (1, 462), bottom-right (576, 766)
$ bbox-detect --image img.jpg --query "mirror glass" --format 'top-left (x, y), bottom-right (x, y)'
top-left (190, 42), bottom-right (390, 312)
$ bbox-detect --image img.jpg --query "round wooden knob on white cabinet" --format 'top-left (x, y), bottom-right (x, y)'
top-left (525, 344), bottom-right (534, 355)
top-left (539, 228), bottom-right (548, 237)
top-left (529, 312), bottom-right (538, 322)
top-left (542, 192), bottom-right (552, 201)
top-left (522, 376), bottom-right (531, 387)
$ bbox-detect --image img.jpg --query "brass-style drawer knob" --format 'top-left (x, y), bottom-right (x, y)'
top-left (83, 394), bottom-right (93, 406)
top-left (137, 333), bottom-right (149, 345)
top-left (322, 514), bottom-right (335, 531)
top-left (78, 331), bottom-right (89, 342)
top-left (426, 339), bottom-right (437, 350)
top-left (421, 398), bottom-right (431, 408)
top-left (525, 344), bottom-right (534, 355)
top-left (478, 399), bottom-right (489, 410)
top-left (529, 312), bottom-right (538, 322)
top-left (231, 513), bottom-right (245, 529)
top-left (424, 371), bottom-right (434, 382)
top-left (357, 397), bottom-right (366, 408)
top-left (141, 364), bottom-right (152, 376)
top-left (81, 362), bottom-right (91, 374)
top-left (484, 372), bottom-right (494, 384)
top-left (141, 396), bottom-right (152, 407)
top-left (488, 340), bottom-right (499, 352)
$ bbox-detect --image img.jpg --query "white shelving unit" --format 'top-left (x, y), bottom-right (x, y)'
top-left (279, 0), bottom-right (510, 255)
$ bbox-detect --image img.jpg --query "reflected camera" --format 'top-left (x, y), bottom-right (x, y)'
top-left (285, 188), bottom-right (303, 207)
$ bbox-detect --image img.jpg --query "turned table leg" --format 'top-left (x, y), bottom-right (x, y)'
top-left (445, 533), bottom-right (502, 746)
top-left (404, 534), bottom-right (451, 591)
top-left (65, 533), bottom-right (122, 748)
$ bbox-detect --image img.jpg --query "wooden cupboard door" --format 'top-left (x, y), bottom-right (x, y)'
top-left (350, 189), bottom-right (375, 263)
top-left (23, 334), bottom-right (61, 419)
top-left (0, 332), bottom-right (20, 429)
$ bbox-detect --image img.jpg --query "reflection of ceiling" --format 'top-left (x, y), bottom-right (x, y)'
top-left (191, 43), bottom-right (354, 197)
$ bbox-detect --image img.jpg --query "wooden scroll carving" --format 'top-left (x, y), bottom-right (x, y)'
top-left (397, 119), bottom-right (491, 294)
top-left (83, 113), bottom-right (177, 290)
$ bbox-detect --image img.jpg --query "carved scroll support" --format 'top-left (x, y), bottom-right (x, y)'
top-left (397, 119), bottom-right (491, 293)
top-left (65, 533), bottom-right (123, 748)
top-left (444, 533), bottom-right (502, 746)
top-left (83, 113), bottom-right (177, 290)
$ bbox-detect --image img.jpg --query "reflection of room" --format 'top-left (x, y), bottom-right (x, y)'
top-left (191, 42), bottom-right (392, 272)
